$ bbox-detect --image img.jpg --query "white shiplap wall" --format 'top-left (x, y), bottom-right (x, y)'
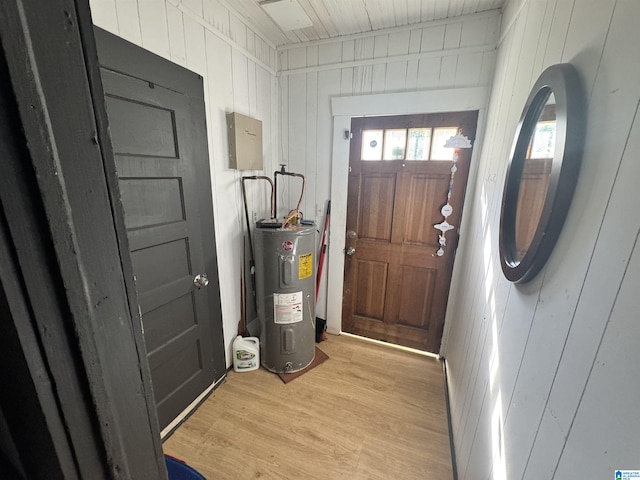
top-left (279, 10), bottom-right (501, 317)
top-left (89, 0), bottom-right (279, 367)
top-left (442, 0), bottom-right (640, 478)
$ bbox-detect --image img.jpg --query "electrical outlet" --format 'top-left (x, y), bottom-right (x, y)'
top-left (252, 211), bottom-right (258, 223)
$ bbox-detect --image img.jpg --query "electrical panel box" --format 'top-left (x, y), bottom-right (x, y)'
top-left (227, 112), bottom-right (263, 170)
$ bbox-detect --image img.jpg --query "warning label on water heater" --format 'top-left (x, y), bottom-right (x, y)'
top-left (299, 252), bottom-right (313, 280)
top-left (273, 291), bottom-right (303, 324)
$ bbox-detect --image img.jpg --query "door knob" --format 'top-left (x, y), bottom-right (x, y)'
top-left (345, 247), bottom-right (356, 256)
top-left (194, 273), bottom-right (209, 288)
top-left (347, 230), bottom-right (357, 239)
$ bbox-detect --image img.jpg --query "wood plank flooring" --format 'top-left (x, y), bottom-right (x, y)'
top-left (163, 334), bottom-right (453, 479)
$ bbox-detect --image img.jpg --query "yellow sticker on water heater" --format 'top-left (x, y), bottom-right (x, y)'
top-left (299, 252), bottom-right (313, 280)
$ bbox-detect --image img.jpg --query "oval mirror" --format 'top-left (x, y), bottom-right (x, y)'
top-left (499, 64), bottom-right (585, 283)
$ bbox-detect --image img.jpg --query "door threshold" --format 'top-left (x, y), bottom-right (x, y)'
top-left (339, 332), bottom-right (440, 359)
top-left (160, 374), bottom-right (227, 440)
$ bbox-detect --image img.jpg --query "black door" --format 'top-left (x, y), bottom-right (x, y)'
top-left (96, 29), bottom-right (225, 429)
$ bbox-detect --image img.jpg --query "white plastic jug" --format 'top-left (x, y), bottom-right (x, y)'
top-left (232, 336), bottom-right (260, 372)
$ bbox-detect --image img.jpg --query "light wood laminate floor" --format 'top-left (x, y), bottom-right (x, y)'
top-left (163, 334), bottom-right (453, 479)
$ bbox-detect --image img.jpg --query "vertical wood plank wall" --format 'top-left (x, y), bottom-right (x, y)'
top-left (89, 0), bottom-right (279, 365)
top-left (441, 0), bottom-right (640, 478)
top-left (87, 0), bottom-right (640, 476)
top-left (279, 11), bottom-right (501, 316)
top-left (89, 2), bottom-right (502, 345)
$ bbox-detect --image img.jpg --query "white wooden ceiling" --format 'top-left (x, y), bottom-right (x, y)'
top-left (226, 0), bottom-right (506, 46)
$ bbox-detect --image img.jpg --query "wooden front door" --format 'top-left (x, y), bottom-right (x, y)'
top-left (96, 30), bottom-right (225, 429)
top-left (343, 112), bottom-right (478, 353)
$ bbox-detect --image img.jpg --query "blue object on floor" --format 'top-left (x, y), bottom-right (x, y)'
top-left (165, 455), bottom-right (207, 480)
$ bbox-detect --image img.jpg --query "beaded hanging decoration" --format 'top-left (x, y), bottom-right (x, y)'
top-left (433, 129), bottom-right (472, 257)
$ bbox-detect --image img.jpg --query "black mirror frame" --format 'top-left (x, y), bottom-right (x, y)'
top-left (499, 63), bottom-right (585, 283)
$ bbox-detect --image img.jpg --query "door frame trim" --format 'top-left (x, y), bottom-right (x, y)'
top-left (0, 1), bottom-right (166, 476)
top-left (326, 87), bottom-right (490, 352)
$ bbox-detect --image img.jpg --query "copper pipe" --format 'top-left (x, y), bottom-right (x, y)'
top-left (274, 170), bottom-right (306, 220)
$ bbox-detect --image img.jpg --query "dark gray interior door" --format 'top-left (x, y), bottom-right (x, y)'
top-left (96, 29), bottom-right (225, 430)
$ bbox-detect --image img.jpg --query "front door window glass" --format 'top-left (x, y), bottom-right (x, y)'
top-left (361, 130), bottom-right (383, 160)
top-left (431, 127), bottom-right (458, 160)
top-left (406, 128), bottom-right (432, 160)
top-left (383, 129), bottom-right (407, 160)
top-left (362, 126), bottom-right (460, 161)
